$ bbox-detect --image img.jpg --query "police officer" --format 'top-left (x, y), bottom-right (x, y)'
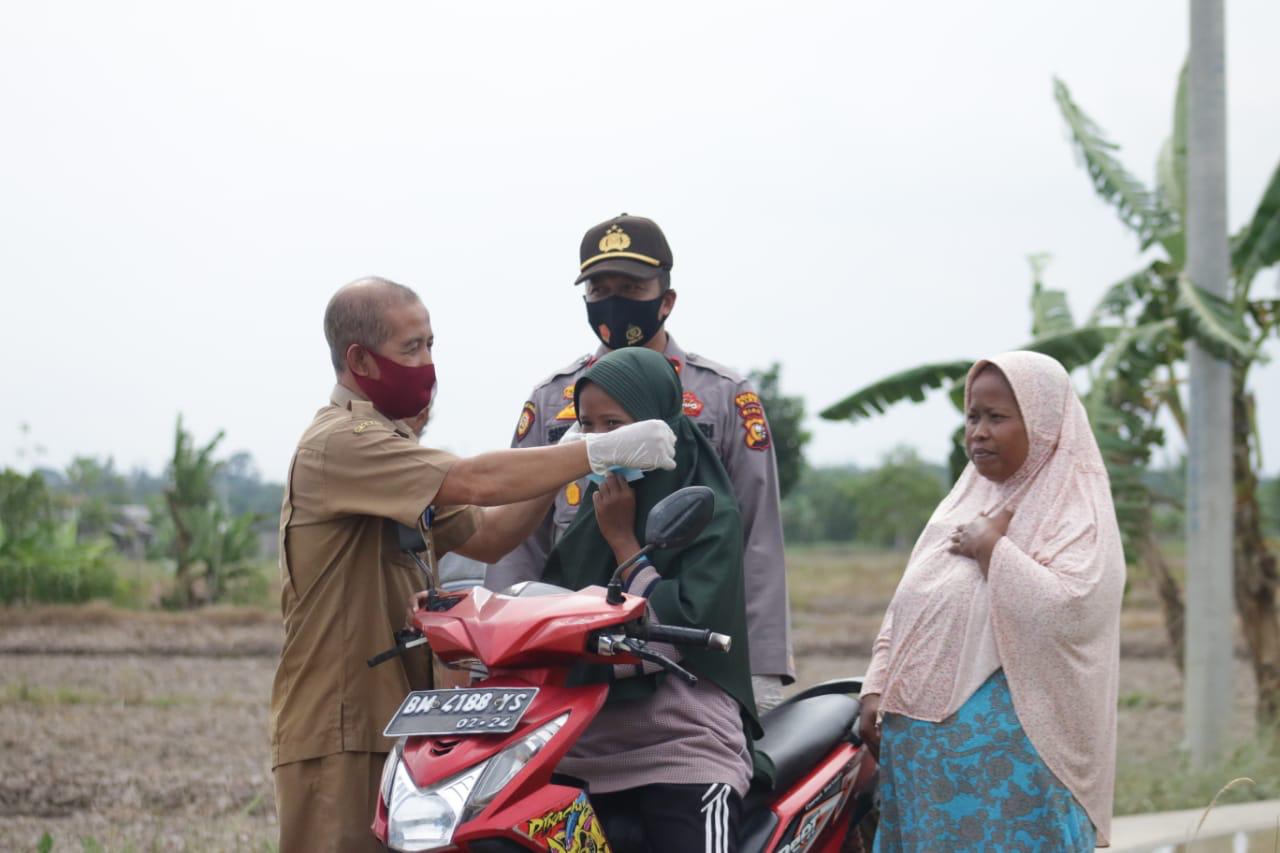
top-left (271, 277), bottom-right (677, 852)
top-left (487, 215), bottom-right (795, 710)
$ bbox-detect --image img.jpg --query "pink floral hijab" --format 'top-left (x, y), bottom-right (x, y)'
top-left (862, 351), bottom-right (1125, 845)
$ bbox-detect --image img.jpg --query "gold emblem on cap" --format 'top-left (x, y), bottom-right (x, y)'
top-left (598, 224), bottom-right (632, 254)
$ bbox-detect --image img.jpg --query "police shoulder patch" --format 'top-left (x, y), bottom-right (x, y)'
top-left (743, 415), bottom-right (771, 451)
top-left (741, 411), bottom-right (771, 451)
top-left (735, 391), bottom-right (771, 451)
top-left (514, 402), bottom-right (536, 442)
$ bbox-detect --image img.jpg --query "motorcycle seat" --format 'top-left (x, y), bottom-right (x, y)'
top-left (754, 693), bottom-right (861, 794)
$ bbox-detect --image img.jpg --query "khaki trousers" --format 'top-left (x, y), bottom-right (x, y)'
top-left (275, 751), bottom-right (387, 853)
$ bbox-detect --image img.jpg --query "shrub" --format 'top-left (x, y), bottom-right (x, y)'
top-left (0, 469), bottom-right (117, 604)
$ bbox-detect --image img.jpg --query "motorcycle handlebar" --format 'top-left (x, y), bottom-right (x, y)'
top-left (644, 624), bottom-right (732, 653)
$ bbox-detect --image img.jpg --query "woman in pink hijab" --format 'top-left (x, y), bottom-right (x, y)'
top-left (858, 351), bottom-right (1125, 850)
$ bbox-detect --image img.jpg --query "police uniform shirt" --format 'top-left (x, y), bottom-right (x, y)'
top-left (271, 385), bottom-right (481, 768)
top-left (487, 336), bottom-right (795, 680)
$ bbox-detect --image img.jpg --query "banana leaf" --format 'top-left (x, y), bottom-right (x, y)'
top-left (1020, 326), bottom-right (1120, 371)
top-left (1088, 266), bottom-right (1162, 325)
top-left (819, 360), bottom-right (973, 422)
top-left (1032, 282), bottom-right (1076, 338)
top-left (1232, 160), bottom-right (1280, 290)
top-left (1175, 274), bottom-right (1255, 362)
top-left (1053, 78), bottom-right (1177, 251)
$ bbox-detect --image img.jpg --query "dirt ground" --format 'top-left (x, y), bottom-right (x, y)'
top-left (0, 574), bottom-right (1257, 852)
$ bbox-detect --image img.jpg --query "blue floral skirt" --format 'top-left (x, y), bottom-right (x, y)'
top-left (874, 670), bottom-right (1095, 852)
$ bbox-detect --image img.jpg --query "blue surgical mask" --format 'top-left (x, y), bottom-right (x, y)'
top-left (586, 466), bottom-right (646, 485)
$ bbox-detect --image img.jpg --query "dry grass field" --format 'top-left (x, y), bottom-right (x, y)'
top-left (1, 546), bottom-right (1275, 851)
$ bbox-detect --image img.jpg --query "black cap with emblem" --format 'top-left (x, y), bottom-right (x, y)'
top-left (574, 213), bottom-right (674, 284)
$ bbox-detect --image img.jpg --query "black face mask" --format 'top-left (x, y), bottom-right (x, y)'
top-left (585, 295), bottom-right (667, 349)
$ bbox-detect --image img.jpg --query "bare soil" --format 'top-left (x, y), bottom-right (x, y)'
top-left (0, 569), bottom-right (1253, 851)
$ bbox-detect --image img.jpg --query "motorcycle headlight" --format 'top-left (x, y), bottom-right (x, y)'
top-left (386, 758), bottom-right (488, 851)
top-left (383, 713), bottom-right (569, 851)
top-left (462, 713), bottom-right (569, 823)
top-left (381, 738), bottom-right (406, 808)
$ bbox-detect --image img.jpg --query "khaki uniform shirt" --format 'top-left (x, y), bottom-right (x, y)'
top-left (270, 385), bottom-right (481, 767)
top-left (486, 336), bottom-right (795, 680)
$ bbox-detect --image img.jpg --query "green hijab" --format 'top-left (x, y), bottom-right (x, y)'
top-left (542, 347), bottom-right (761, 741)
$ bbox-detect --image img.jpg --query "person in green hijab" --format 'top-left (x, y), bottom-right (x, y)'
top-left (543, 346), bottom-right (759, 853)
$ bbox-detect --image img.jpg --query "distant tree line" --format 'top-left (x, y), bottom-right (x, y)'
top-left (3, 363), bottom-right (1275, 608)
top-left (1, 419), bottom-right (283, 607)
top-left (782, 450), bottom-right (948, 548)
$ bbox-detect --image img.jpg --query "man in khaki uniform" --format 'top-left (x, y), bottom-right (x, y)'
top-left (486, 214), bottom-right (795, 712)
top-left (271, 277), bottom-right (677, 852)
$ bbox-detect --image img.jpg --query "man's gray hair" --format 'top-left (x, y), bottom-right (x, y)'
top-left (324, 276), bottom-right (421, 373)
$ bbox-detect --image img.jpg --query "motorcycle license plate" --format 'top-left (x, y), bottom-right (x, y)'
top-left (382, 687), bottom-right (538, 737)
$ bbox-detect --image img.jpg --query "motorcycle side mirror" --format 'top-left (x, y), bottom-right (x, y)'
top-left (644, 486), bottom-right (715, 551)
top-left (606, 487), bottom-right (715, 605)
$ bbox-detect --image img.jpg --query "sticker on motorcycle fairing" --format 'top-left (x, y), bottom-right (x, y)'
top-left (519, 791), bottom-right (611, 852)
top-left (803, 770), bottom-right (845, 812)
top-left (382, 687), bottom-right (538, 737)
top-left (777, 760), bottom-right (858, 853)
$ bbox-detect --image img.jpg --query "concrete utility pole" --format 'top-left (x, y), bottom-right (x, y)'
top-left (1184, 0), bottom-right (1234, 768)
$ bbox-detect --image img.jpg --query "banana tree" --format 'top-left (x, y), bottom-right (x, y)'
top-left (163, 417), bottom-right (262, 607)
top-left (822, 65), bottom-right (1280, 722)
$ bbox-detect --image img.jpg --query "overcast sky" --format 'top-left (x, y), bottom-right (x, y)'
top-left (3, 1), bottom-right (1278, 482)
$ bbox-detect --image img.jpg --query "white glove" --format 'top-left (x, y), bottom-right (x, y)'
top-left (582, 419), bottom-right (677, 474)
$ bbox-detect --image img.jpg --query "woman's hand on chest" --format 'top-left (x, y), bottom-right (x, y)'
top-left (948, 508), bottom-right (1015, 575)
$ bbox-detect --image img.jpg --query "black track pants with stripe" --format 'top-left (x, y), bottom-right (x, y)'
top-left (592, 782), bottom-right (742, 853)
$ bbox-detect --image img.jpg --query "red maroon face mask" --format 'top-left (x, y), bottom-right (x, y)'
top-left (353, 351), bottom-right (437, 421)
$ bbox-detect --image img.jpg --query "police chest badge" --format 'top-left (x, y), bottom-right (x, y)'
top-left (682, 391), bottom-right (704, 417)
top-left (735, 391), bottom-right (772, 451)
top-left (555, 385), bottom-right (578, 421)
top-left (515, 402), bottom-right (536, 442)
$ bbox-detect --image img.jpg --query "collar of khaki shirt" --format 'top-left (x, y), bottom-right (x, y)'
top-left (329, 383), bottom-right (419, 439)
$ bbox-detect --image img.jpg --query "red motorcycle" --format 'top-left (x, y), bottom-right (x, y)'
top-left (369, 487), bottom-right (877, 852)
